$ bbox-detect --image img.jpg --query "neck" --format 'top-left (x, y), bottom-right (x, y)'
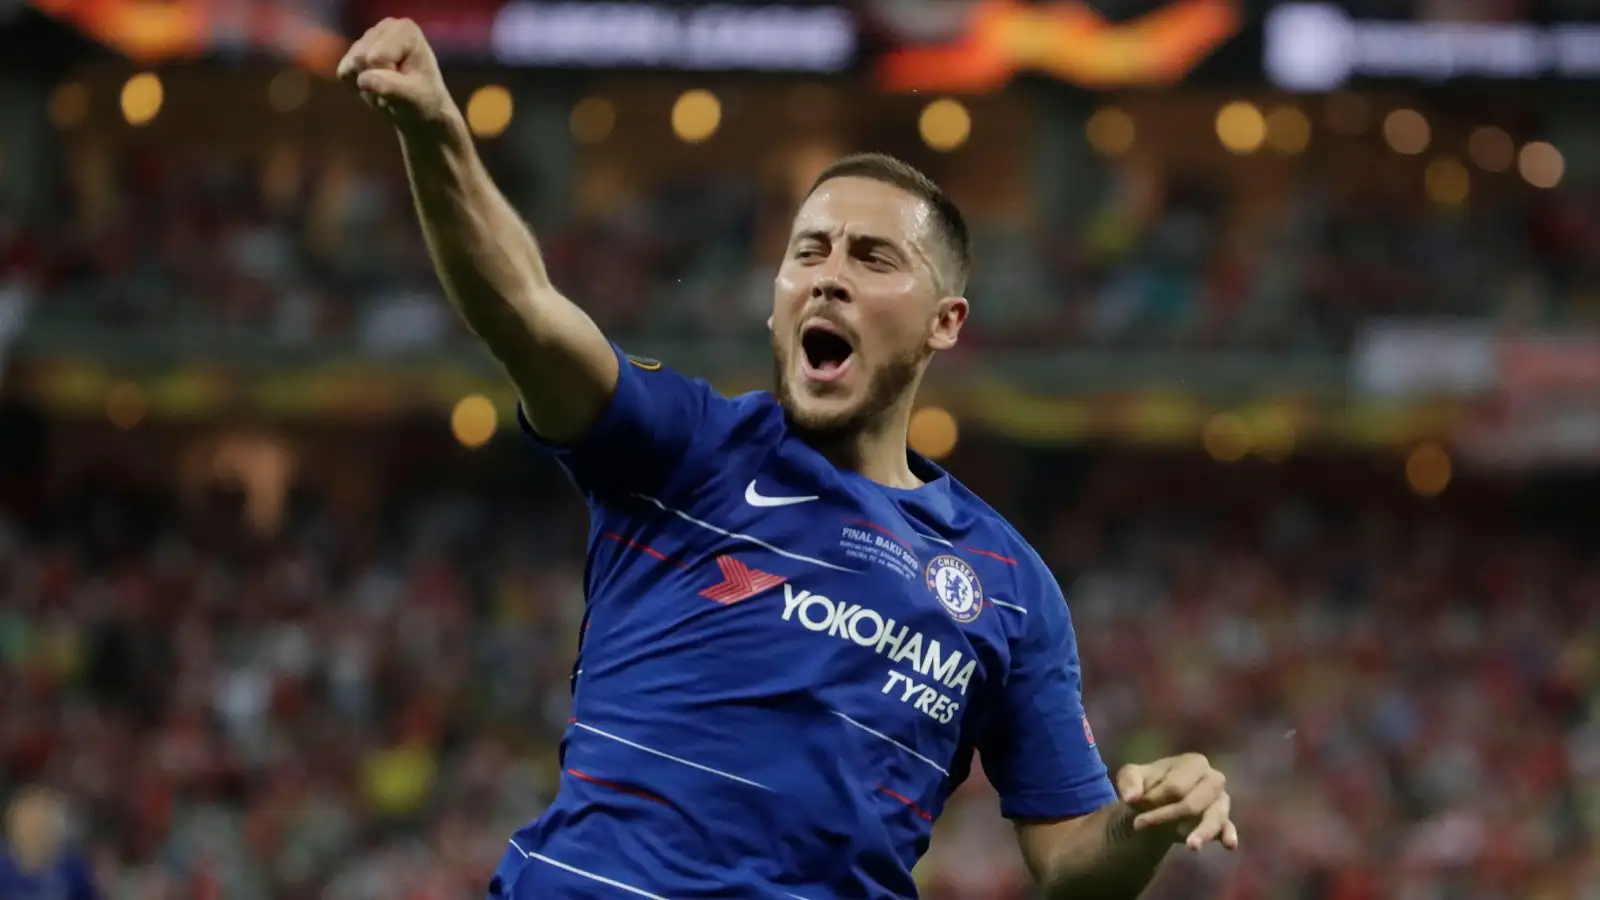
top-left (812, 396), bottom-right (921, 490)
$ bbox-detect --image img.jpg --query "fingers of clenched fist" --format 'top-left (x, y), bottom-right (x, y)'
top-left (336, 18), bottom-right (450, 126)
top-left (1116, 754), bottom-right (1239, 853)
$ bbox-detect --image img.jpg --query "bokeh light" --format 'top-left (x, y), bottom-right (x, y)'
top-left (919, 99), bottom-right (971, 152)
top-left (1216, 102), bottom-right (1266, 154)
top-left (49, 81), bottom-right (88, 129)
top-left (1425, 158), bottom-right (1470, 207)
top-left (120, 73), bottom-right (163, 126)
top-left (1203, 413), bottom-right (1251, 461)
top-left (1468, 126), bottom-right (1513, 172)
top-left (1383, 108), bottom-right (1430, 155)
top-left (908, 407), bottom-right (959, 460)
top-left (451, 396), bottom-right (498, 448)
top-left (1086, 107), bottom-right (1135, 157)
top-left (672, 90), bottom-right (722, 144)
top-left (466, 85), bottom-right (514, 138)
top-left (1406, 442), bottom-right (1452, 496)
top-left (1519, 141), bottom-right (1564, 189)
top-left (570, 96), bottom-right (615, 145)
top-left (105, 382), bottom-right (146, 430)
top-left (1265, 105), bottom-right (1310, 154)
top-left (268, 68), bottom-right (311, 113)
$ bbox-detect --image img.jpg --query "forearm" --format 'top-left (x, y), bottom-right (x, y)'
top-left (393, 111), bottom-right (616, 441)
top-left (397, 113), bottom-right (550, 342)
top-left (1034, 803), bottom-right (1171, 900)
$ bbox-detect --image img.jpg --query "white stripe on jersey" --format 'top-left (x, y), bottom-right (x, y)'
top-left (632, 493), bottom-right (857, 573)
top-left (830, 710), bottom-right (950, 776)
top-left (510, 841), bottom-right (670, 899)
top-left (514, 839), bottom-right (820, 900)
top-left (574, 721), bottom-right (773, 790)
top-left (630, 494), bottom-right (1030, 616)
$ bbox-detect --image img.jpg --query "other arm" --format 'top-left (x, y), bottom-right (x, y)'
top-left (339, 18), bottom-right (617, 443)
top-left (1018, 750), bottom-right (1235, 899)
top-left (1014, 803), bottom-right (1169, 899)
top-left (981, 559), bottom-right (1234, 899)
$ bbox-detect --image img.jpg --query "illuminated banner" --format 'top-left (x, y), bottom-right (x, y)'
top-left (874, 0), bottom-right (1241, 92)
top-left (1354, 322), bottom-right (1600, 399)
top-left (29, 0), bottom-right (345, 70)
top-left (1352, 322), bottom-right (1495, 398)
top-left (1265, 3), bottom-right (1600, 89)
top-left (488, 1), bottom-right (856, 71)
top-left (1498, 334), bottom-right (1600, 397)
top-left (344, 0), bottom-right (859, 72)
top-left (1457, 399), bottom-right (1600, 467)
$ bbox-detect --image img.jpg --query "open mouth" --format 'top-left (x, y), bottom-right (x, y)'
top-left (799, 320), bottom-right (855, 383)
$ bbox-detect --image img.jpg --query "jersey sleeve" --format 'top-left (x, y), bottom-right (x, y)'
top-left (518, 345), bottom-right (723, 500)
top-left (979, 557), bottom-right (1118, 821)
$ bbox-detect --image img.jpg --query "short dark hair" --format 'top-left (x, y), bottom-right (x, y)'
top-left (807, 152), bottom-right (972, 296)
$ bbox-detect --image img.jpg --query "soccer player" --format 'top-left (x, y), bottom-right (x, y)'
top-left (339, 20), bottom-right (1237, 899)
top-left (0, 787), bottom-right (99, 900)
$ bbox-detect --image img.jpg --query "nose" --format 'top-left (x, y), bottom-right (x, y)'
top-left (810, 251), bottom-right (851, 303)
top-left (811, 276), bottom-right (849, 304)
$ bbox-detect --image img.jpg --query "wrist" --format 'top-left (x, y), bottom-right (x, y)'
top-left (1109, 802), bottom-right (1186, 853)
top-left (1108, 802), bottom-right (1178, 854)
top-left (1037, 804), bottom-right (1173, 900)
top-left (1105, 803), bottom-right (1139, 844)
top-left (398, 107), bottom-right (471, 153)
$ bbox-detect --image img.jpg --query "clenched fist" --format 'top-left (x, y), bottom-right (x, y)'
top-left (337, 18), bottom-right (456, 132)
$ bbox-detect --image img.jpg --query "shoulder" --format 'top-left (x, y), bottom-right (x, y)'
top-left (944, 478), bottom-right (1063, 613)
top-left (648, 386), bottom-right (787, 474)
top-left (712, 389), bottom-right (786, 442)
top-left (724, 388), bottom-right (783, 420)
top-left (634, 354), bottom-right (781, 439)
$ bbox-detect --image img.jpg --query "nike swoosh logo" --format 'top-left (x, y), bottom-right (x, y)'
top-left (745, 480), bottom-right (819, 508)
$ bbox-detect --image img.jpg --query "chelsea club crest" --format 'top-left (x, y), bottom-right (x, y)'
top-left (925, 554), bottom-right (983, 623)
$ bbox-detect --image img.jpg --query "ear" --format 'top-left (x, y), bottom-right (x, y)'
top-left (927, 296), bottom-right (968, 352)
top-left (766, 315), bottom-right (774, 332)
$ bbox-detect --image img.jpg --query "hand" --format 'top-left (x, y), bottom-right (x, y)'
top-left (1116, 753), bottom-right (1238, 852)
top-left (337, 18), bottom-right (457, 133)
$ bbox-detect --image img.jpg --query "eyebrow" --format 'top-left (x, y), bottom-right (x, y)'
top-left (790, 225), bottom-right (949, 291)
top-left (791, 228), bottom-right (905, 260)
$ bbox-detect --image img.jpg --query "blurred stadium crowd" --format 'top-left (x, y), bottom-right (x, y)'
top-left (3, 11), bottom-right (1600, 898)
top-left (6, 96), bottom-right (1599, 356)
top-left (3, 446), bottom-right (1598, 900)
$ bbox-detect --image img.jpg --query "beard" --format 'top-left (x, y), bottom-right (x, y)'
top-left (771, 330), bottom-right (926, 444)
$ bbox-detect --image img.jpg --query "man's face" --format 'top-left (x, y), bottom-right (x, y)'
top-left (6, 793), bottom-right (64, 867)
top-left (770, 176), bottom-right (967, 438)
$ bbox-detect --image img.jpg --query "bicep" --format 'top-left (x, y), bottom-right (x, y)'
top-left (408, 144), bottom-right (618, 446)
top-left (490, 285), bottom-right (620, 446)
top-left (519, 343), bottom-right (726, 500)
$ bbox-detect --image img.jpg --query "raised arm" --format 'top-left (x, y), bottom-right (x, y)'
top-left (337, 18), bottom-right (618, 444)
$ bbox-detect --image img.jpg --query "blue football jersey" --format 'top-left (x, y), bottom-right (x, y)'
top-left (490, 346), bottom-right (1116, 899)
top-left (0, 849), bottom-right (98, 900)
